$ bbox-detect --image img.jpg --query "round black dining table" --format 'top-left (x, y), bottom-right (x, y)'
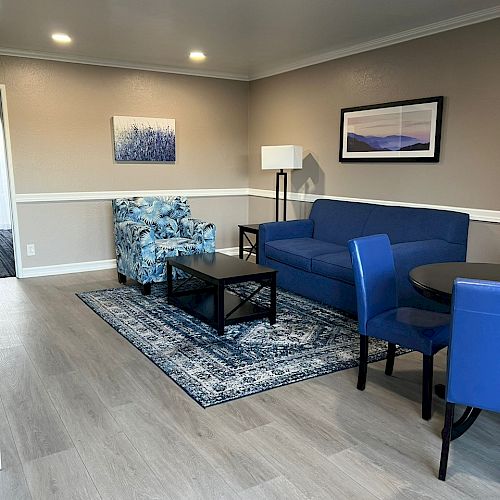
top-left (409, 261), bottom-right (500, 441)
top-left (409, 262), bottom-right (500, 305)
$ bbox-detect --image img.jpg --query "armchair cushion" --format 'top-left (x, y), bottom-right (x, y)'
top-left (155, 238), bottom-right (203, 261)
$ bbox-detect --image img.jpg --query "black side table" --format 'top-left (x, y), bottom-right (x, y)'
top-left (238, 224), bottom-right (260, 261)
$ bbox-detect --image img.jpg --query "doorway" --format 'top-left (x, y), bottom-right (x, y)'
top-left (0, 87), bottom-right (17, 278)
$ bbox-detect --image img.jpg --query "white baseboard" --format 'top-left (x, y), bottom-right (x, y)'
top-left (22, 259), bottom-right (117, 278)
top-left (217, 246), bottom-right (240, 256)
top-left (20, 248), bottom-right (241, 278)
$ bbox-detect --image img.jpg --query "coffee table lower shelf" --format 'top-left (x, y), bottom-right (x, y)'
top-left (168, 288), bottom-right (272, 335)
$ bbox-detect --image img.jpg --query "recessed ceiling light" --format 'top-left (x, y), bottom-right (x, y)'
top-left (189, 51), bottom-right (206, 62)
top-left (52, 33), bottom-right (72, 44)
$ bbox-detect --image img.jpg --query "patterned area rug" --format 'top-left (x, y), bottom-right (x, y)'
top-left (78, 282), bottom-right (406, 407)
top-left (0, 229), bottom-right (15, 278)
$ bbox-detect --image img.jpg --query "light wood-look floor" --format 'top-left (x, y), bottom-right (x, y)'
top-left (0, 270), bottom-right (498, 499)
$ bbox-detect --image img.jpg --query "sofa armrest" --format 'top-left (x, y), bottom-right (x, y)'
top-left (260, 219), bottom-right (313, 241)
top-left (114, 220), bottom-right (156, 266)
top-left (258, 219), bottom-right (314, 264)
top-left (180, 218), bottom-right (216, 251)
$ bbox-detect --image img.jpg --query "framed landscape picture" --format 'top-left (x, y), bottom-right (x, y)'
top-left (339, 96), bottom-right (443, 162)
top-left (113, 116), bottom-right (176, 162)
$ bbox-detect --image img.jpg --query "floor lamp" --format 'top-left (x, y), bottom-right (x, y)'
top-left (261, 145), bottom-right (303, 221)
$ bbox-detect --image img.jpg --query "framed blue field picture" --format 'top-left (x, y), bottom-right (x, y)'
top-left (113, 116), bottom-right (176, 162)
top-left (339, 96), bottom-right (443, 162)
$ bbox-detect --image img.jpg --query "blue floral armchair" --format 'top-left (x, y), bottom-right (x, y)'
top-left (112, 196), bottom-right (216, 294)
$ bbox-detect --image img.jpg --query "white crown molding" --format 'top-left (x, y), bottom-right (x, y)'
top-left (247, 188), bottom-right (500, 224)
top-left (0, 7), bottom-right (498, 82)
top-left (249, 6), bottom-right (500, 80)
top-left (15, 188), bottom-right (249, 203)
top-left (21, 248), bottom-right (239, 278)
top-left (0, 47), bottom-right (249, 82)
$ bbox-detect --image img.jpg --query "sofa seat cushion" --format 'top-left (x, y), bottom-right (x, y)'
top-left (311, 251), bottom-right (354, 284)
top-left (265, 238), bottom-right (346, 272)
top-left (155, 238), bottom-right (202, 261)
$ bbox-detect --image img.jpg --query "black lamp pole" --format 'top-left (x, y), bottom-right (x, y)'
top-left (275, 169), bottom-right (287, 222)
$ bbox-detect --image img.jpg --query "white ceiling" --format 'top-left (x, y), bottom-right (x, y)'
top-left (0, 0), bottom-right (498, 80)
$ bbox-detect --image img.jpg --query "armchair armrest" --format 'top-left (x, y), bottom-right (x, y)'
top-left (115, 220), bottom-right (156, 266)
top-left (180, 218), bottom-right (216, 251)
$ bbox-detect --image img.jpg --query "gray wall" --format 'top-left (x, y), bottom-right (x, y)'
top-left (248, 18), bottom-right (500, 262)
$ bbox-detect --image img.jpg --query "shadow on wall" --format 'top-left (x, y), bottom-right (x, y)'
top-left (291, 152), bottom-right (325, 219)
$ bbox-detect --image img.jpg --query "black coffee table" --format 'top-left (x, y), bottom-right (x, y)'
top-left (167, 252), bottom-right (277, 335)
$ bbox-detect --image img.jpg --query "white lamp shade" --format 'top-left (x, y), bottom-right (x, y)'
top-left (261, 145), bottom-right (303, 170)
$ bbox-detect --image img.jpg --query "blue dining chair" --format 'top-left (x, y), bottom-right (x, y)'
top-left (348, 234), bottom-right (450, 420)
top-left (439, 278), bottom-right (500, 480)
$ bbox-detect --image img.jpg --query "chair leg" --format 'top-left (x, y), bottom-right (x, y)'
top-left (439, 402), bottom-right (455, 480)
top-left (141, 283), bottom-right (152, 296)
top-left (357, 335), bottom-right (368, 391)
top-left (422, 354), bottom-right (434, 420)
top-left (385, 342), bottom-right (396, 375)
top-left (117, 272), bottom-right (127, 284)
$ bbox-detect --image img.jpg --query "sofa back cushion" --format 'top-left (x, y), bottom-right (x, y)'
top-left (362, 205), bottom-right (469, 245)
top-left (309, 199), bottom-right (374, 245)
top-left (112, 196), bottom-right (191, 238)
top-left (309, 199), bottom-right (469, 246)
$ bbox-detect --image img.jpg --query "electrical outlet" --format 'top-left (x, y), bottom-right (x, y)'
top-left (26, 243), bottom-right (36, 256)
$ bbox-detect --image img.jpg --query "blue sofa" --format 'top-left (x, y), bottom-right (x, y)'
top-left (258, 199), bottom-right (469, 313)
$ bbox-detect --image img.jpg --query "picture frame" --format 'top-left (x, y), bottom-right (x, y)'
top-left (113, 116), bottom-right (176, 163)
top-left (339, 96), bottom-right (443, 163)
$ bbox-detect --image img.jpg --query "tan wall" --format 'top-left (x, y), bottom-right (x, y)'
top-left (0, 56), bottom-right (248, 193)
top-left (248, 19), bottom-right (500, 211)
top-left (18, 197), bottom-right (248, 267)
top-left (0, 56), bottom-right (249, 269)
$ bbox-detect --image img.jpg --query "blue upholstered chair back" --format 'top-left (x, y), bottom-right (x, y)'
top-left (348, 234), bottom-right (398, 334)
top-left (448, 278), bottom-right (500, 412)
top-left (112, 196), bottom-right (191, 239)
